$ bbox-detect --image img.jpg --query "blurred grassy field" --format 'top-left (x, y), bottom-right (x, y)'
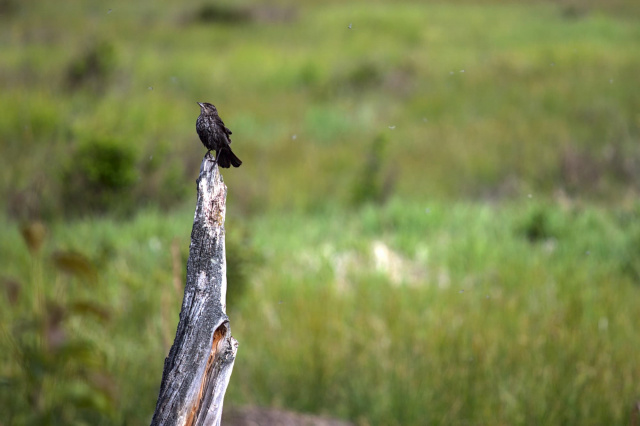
top-left (3, 201), bottom-right (640, 424)
top-left (1, 0), bottom-right (640, 424)
top-left (2, 0), bottom-right (639, 215)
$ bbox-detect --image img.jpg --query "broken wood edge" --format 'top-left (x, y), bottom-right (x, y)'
top-left (184, 320), bottom-right (238, 426)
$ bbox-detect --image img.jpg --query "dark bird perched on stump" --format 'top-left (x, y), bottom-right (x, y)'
top-left (196, 102), bottom-right (242, 168)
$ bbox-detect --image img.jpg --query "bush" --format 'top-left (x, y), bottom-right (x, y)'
top-left (350, 133), bottom-right (393, 206)
top-left (1, 223), bottom-right (115, 424)
top-left (193, 4), bottom-right (252, 24)
top-left (62, 137), bottom-right (138, 216)
top-left (65, 41), bottom-right (116, 92)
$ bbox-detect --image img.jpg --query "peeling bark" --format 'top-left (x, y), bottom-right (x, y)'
top-left (151, 157), bottom-right (238, 426)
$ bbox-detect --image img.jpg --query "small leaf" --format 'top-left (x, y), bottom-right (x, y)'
top-left (70, 301), bottom-right (111, 322)
top-left (57, 340), bottom-right (99, 367)
top-left (51, 251), bottom-right (98, 283)
top-left (1, 276), bottom-right (21, 303)
top-left (20, 222), bottom-right (46, 254)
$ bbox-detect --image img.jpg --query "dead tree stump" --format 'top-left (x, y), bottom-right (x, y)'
top-left (151, 157), bottom-right (238, 426)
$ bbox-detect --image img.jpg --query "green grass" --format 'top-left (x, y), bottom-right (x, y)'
top-left (232, 200), bottom-right (640, 424)
top-left (1, 0), bottom-right (639, 216)
top-left (1, 0), bottom-right (640, 424)
top-left (2, 200), bottom-right (640, 424)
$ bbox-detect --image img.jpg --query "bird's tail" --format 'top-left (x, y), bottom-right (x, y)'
top-left (216, 147), bottom-right (242, 168)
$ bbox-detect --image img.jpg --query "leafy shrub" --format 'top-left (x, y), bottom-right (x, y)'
top-left (65, 41), bottom-right (116, 92)
top-left (1, 223), bottom-right (115, 425)
top-left (515, 206), bottom-right (566, 243)
top-left (346, 60), bottom-right (383, 89)
top-left (193, 4), bottom-right (252, 24)
top-left (62, 137), bottom-right (138, 216)
top-left (350, 133), bottom-right (394, 206)
top-left (328, 60), bottom-right (384, 96)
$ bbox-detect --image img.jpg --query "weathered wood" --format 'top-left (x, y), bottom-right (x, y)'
top-left (151, 157), bottom-right (238, 426)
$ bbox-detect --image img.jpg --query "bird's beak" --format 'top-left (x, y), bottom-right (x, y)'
top-left (197, 102), bottom-right (204, 108)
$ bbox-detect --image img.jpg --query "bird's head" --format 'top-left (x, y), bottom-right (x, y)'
top-left (197, 102), bottom-right (217, 115)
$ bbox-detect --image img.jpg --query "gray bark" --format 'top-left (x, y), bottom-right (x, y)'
top-left (151, 157), bottom-right (238, 426)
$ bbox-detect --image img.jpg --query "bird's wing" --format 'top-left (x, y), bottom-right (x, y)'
top-left (215, 116), bottom-right (233, 143)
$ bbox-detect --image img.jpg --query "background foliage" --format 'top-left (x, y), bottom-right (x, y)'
top-left (1, 0), bottom-right (639, 424)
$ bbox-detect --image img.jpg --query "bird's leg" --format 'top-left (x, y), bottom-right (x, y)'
top-left (213, 149), bottom-right (219, 165)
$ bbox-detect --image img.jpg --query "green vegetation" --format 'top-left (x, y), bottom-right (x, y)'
top-left (3, 202), bottom-right (640, 424)
top-left (2, 0), bottom-right (639, 216)
top-left (1, 0), bottom-right (639, 424)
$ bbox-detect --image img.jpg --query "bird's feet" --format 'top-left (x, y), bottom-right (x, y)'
top-left (205, 150), bottom-right (220, 167)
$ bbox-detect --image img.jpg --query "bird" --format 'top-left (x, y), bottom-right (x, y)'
top-left (196, 102), bottom-right (242, 168)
